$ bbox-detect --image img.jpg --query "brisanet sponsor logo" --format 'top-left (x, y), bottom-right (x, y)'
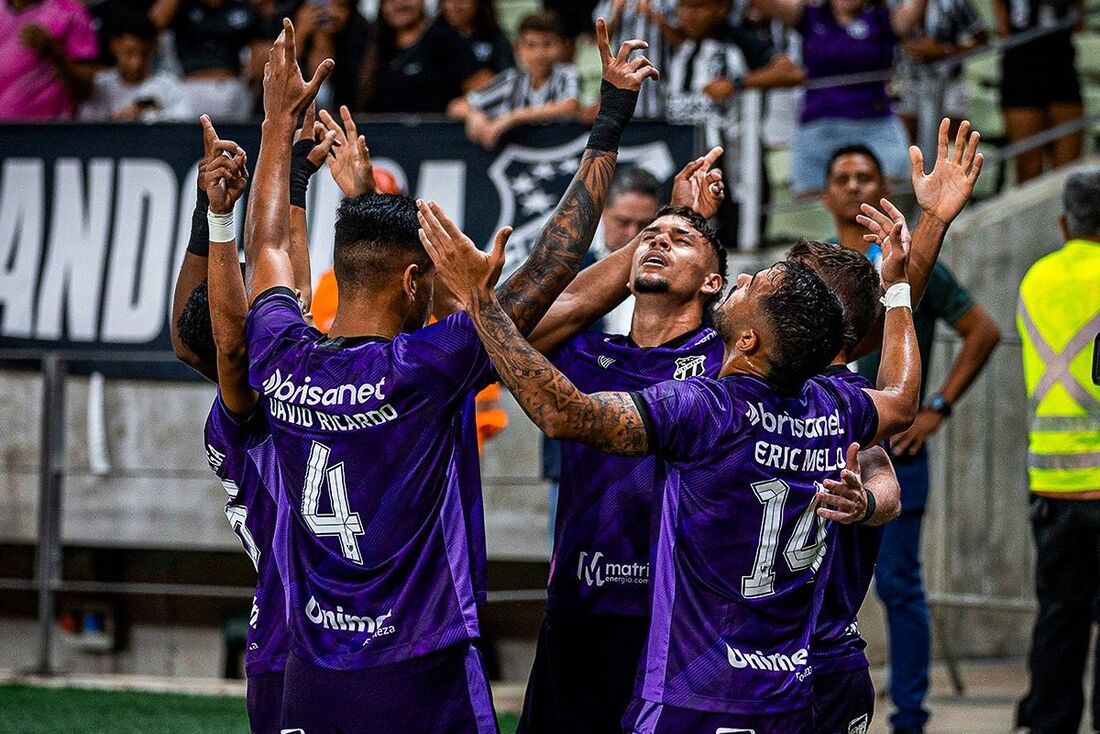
top-left (262, 368), bottom-right (388, 407)
top-left (576, 551), bottom-right (650, 588)
top-left (726, 643), bottom-right (811, 681)
top-left (744, 402), bottom-right (842, 438)
top-left (305, 597), bottom-right (396, 645)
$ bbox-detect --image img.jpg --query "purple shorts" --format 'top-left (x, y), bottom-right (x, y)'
top-left (623, 698), bottom-right (812, 734)
top-left (811, 668), bottom-right (875, 734)
top-left (280, 642), bottom-right (498, 733)
top-left (246, 669), bottom-right (285, 734)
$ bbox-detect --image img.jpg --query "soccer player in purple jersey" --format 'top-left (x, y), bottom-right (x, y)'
top-left (241, 18), bottom-right (657, 733)
top-left (420, 186), bottom-right (922, 733)
top-left (173, 103), bottom-right (345, 732)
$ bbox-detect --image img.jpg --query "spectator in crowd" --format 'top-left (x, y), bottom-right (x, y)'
top-left (592, 166), bottom-right (662, 335)
top-left (448, 11), bottom-right (580, 148)
top-left (665, 0), bottom-right (802, 247)
top-left (80, 13), bottom-right (191, 121)
top-left (823, 143), bottom-right (1000, 734)
top-left (148, 0), bottom-right (270, 121)
top-left (438, 0), bottom-right (515, 73)
top-left (295, 0), bottom-right (371, 111)
top-left (0, 0), bottom-right (98, 121)
top-left (1015, 168), bottom-right (1100, 734)
top-left (594, 0), bottom-right (678, 118)
top-left (753, 0), bottom-right (929, 199)
top-left (896, 0), bottom-right (987, 142)
top-left (357, 0), bottom-right (493, 113)
top-left (995, 0), bottom-right (1084, 184)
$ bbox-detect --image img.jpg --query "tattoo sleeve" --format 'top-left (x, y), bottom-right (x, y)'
top-left (470, 288), bottom-right (650, 456)
top-left (495, 147), bottom-right (618, 336)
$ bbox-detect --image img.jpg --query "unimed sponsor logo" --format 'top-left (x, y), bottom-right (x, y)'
top-left (305, 596), bottom-right (396, 645)
top-left (726, 643), bottom-right (810, 678)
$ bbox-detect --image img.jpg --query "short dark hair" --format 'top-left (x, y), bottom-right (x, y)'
top-left (518, 10), bottom-right (566, 38)
top-left (786, 240), bottom-right (881, 356)
top-left (760, 260), bottom-right (844, 393)
top-left (653, 204), bottom-right (727, 282)
top-left (1063, 166), bottom-right (1100, 239)
top-left (105, 12), bottom-right (158, 44)
top-left (334, 194), bottom-right (431, 292)
top-left (609, 167), bottom-right (661, 205)
top-left (825, 144), bottom-right (883, 182)
top-left (177, 280), bottom-right (216, 371)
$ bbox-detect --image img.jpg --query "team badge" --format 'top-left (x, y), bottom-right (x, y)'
top-left (674, 355), bottom-right (707, 380)
top-left (488, 136), bottom-right (676, 281)
top-left (847, 714), bottom-right (869, 734)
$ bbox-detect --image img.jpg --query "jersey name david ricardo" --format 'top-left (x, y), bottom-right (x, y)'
top-left (548, 327), bottom-right (723, 617)
top-left (631, 374), bottom-right (878, 715)
top-left (811, 366), bottom-right (884, 675)
top-left (204, 395), bottom-right (289, 676)
top-left (245, 286), bottom-right (493, 670)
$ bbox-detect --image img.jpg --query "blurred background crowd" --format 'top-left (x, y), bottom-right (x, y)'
top-left (1, 0), bottom-right (1096, 199)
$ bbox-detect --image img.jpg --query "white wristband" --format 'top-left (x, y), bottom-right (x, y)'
top-left (207, 210), bottom-right (235, 243)
top-left (881, 282), bottom-right (912, 311)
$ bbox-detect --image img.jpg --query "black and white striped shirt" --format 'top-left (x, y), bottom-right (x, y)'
top-left (466, 64), bottom-right (580, 119)
top-left (665, 23), bottom-right (776, 125)
top-left (592, 0), bottom-right (677, 119)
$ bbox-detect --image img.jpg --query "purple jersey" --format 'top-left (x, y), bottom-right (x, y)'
top-left (631, 374), bottom-right (878, 715)
top-left (458, 394), bottom-right (489, 606)
top-left (811, 366), bottom-right (883, 675)
top-left (245, 287), bottom-right (491, 670)
top-left (548, 327), bottom-right (724, 617)
top-left (204, 395), bottom-right (290, 676)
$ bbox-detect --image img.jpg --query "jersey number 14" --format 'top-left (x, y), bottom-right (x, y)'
top-left (741, 477), bottom-right (828, 599)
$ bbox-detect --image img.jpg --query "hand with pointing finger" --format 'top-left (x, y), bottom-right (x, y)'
top-left (858, 197), bottom-right (911, 289)
top-left (595, 16), bottom-right (660, 91)
top-left (320, 105), bottom-right (376, 197)
top-left (262, 18), bottom-right (334, 124)
top-left (671, 145), bottom-right (725, 219)
top-left (199, 115), bottom-right (249, 216)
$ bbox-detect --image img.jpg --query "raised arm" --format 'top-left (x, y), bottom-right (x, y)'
top-left (493, 18), bottom-right (658, 335)
top-left (863, 207), bottom-right (921, 444)
top-left (850, 118), bottom-right (983, 359)
top-left (417, 200), bottom-right (651, 456)
top-left (199, 116), bottom-right (255, 416)
top-left (288, 104), bottom-right (338, 311)
top-left (526, 147), bottom-right (726, 354)
top-left (244, 19), bottom-right (332, 304)
top-left (171, 155), bottom-right (218, 380)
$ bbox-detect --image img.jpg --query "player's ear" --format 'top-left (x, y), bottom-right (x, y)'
top-left (402, 263), bottom-right (420, 301)
top-left (736, 327), bottom-right (759, 356)
top-left (700, 273), bottom-right (723, 300)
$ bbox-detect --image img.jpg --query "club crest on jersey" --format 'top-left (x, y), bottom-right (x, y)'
top-left (488, 137), bottom-right (676, 281)
top-left (674, 355), bottom-right (707, 380)
top-left (847, 714), bottom-right (869, 734)
top-left (597, 356), bottom-right (616, 369)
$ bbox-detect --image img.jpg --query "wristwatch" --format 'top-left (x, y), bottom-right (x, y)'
top-left (927, 392), bottom-right (953, 417)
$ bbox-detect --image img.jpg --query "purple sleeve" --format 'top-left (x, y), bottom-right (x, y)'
top-left (399, 312), bottom-right (492, 397)
top-left (203, 393), bottom-right (264, 485)
top-left (631, 378), bottom-right (733, 461)
top-left (245, 286), bottom-right (313, 391)
top-left (835, 379), bottom-right (880, 448)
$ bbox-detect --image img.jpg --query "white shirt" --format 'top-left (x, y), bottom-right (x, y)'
top-left (80, 69), bottom-right (191, 122)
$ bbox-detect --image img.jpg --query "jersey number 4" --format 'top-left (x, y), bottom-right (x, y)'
top-left (303, 442), bottom-right (365, 565)
top-left (741, 477), bottom-right (828, 599)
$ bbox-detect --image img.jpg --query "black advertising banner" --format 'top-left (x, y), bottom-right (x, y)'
top-left (0, 121), bottom-right (695, 378)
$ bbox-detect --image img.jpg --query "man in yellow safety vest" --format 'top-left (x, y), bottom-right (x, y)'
top-left (1016, 167), bottom-right (1100, 734)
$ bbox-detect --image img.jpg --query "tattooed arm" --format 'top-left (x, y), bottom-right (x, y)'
top-left (492, 18), bottom-right (658, 335)
top-left (417, 198), bottom-right (651, 455)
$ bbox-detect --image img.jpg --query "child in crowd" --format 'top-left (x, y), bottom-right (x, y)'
top-left (80, 13), bottom-right (190, 122)
top-left (448, 11), bottom-right (579, 148)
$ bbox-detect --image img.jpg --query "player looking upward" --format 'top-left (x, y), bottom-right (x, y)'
top-left (418, 190), bottom-right (921, 733)
top-left (241, 18), bottom-right (657, 733)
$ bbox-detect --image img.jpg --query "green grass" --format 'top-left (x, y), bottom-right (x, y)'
top-left (0, 685), bottom-right (519, 733)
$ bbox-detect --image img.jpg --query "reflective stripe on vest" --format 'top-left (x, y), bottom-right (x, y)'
top-left (1017, 305), bottom-right (1100, 420)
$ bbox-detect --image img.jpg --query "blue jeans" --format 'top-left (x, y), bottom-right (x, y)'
top-left (875, 454), bottom-right (931, 731)
top-left (790, 115), bottom-right (912, 196)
